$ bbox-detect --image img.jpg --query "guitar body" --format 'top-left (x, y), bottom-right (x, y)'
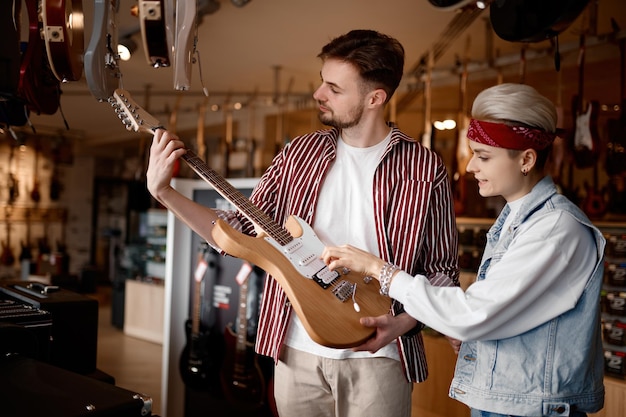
top-left (220, 325), bottom-right (266, 411)
top-left (173, 0), bottom-right (196, 90)
top-left (212, 215), bottom-right (390, 348)
top-left (0, 0), bottom-right (27, 127)
top-left (42, 0), bottom-right (84, 82)
top-left (179, 319), bottom-right (221, 390)
top-left (572, 98), bottom-right (600, 168)
top-left (490, 0), bottom-right (590, 42)
top-left (18, 0), bottom-right (61, 115)
top-left (138, 0), bottom-right (170, 67)
top-left (84, 0), bottom-right (121, 101)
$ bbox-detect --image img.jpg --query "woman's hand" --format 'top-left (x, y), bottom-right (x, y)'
top-left (321, 244), bottom-right (386, 280)
top-left (146, 129), bottom-right (187, 202)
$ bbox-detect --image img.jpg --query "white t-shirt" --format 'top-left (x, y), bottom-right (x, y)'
top-left (284, 131), bottom-right (399, 360)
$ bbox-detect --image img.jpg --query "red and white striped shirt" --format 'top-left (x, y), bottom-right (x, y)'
top-left (233, 126), bottom-right (459, 382)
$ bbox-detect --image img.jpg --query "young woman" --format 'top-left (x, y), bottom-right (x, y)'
top-left (323, 83), bottom-right (606, 417)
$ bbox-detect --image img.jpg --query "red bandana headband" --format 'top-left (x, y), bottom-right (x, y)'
top-left (467, 119), bottom-right (556, 150)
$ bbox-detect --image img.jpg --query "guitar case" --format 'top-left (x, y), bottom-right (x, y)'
top-left (0, 354), bottom-right (155, 417)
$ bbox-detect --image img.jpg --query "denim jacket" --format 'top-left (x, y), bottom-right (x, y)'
top-left (449, 176), bottom-right (606, 416)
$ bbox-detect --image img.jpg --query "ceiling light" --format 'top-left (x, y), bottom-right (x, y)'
top-left (118, 37), bottom-right (138, 61)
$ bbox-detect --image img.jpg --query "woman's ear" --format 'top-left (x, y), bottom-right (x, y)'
top-left (521, 149), bottom-right (538, 172)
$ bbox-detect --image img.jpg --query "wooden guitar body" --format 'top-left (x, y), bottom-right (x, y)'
top-left (42, 0), bottom-right (85, 82)
top-left (84, 0), bottom-right (121, 101)
top-left (212, 215), bottom-right (390, 348)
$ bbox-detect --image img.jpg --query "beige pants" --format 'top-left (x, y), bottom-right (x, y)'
top-left (273, 346), bottom-right (412, 417)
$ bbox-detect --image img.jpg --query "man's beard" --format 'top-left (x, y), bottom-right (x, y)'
top-left (317, 102), bottom-right (364, 129)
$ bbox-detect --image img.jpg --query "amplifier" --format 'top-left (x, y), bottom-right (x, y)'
top-left (0, 281), bottom-right (98, 374)
top-left (0, 299), bottom-right (52, 361)
top-left (0, 354), bottom-right (153, 417)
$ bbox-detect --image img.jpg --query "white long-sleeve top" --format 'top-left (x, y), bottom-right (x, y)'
top-left (389, 206), bottom-right (597, 342)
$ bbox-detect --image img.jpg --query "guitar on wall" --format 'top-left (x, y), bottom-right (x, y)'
top-left (84, 0), bottom-right (122, 101)
top-left (111, 88), bottom-right (391, 348)
top-left (220, 261), bottom-right (266, 411)
top-left (180, 242), bottom-right (222, 390)
top-left (570, 33), bottom-right (601, 169)
top-left (452, 36), bottom-right (471, 216)
top-left (42, 0), bottom-right (85, 82)
top-left (18, 0), bottom-right (61, 115)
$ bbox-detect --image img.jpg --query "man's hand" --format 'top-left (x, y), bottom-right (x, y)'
top-left (146, 129), bottom-right (187, 201)
top-left (352, 313), bottom-right (417, 353)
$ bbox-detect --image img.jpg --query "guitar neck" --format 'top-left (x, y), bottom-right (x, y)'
top-left (235, 279), bottom-right (249, 353)
top-left (181, 151), bottom-right (292, 245)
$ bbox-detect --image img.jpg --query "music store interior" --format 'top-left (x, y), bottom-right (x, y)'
top-left (1, 0), bottom-right (626, 416)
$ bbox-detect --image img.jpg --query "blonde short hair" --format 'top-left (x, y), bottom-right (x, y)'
top-left (471, 83), bottom-right (557, 133)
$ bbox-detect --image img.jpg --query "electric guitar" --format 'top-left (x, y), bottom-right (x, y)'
top-left (18, 0), bottom-right (61, 115)
top-left (84, 0), bottom-right (121, 101)
top-left (42, 0), bottom-right (84, 82)
top-left (180, 242), bottom-right (221, 390)
top-left (570, 33), bottom-right (600, 169)
top-left (221, 262), bottom-right (266, 411)
top-left (173, 0), bottom-right (196, 90)
top-left (111, 88), bottom-right (391, 348)
top-left (0, 0), bottom-right (28, 127)
top-left (452, 36), bottom-right (471, 216)
top-left (1, 215), bottom-right (15, 267)
top-left (137, 0), bottom-right (171, 67)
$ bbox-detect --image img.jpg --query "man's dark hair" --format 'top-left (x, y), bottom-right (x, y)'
top-left (318, 30), bottom-right (405, 103)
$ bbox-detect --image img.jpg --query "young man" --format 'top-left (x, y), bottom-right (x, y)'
top-left (146, 29), bottom-right (459, 417)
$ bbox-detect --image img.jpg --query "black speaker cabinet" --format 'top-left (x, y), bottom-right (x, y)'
top-left (0, 354), bottom-right (153, 417)
top-left (0, 281), bottom-right (98, 374)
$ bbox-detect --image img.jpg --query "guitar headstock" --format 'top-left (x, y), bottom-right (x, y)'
top-left (111, 89), bottom-right (162, 134)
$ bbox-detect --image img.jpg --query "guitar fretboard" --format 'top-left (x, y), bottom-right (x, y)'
top-left (181, 150), bottom-right (293, 246)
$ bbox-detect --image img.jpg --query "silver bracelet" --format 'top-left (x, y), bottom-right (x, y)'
top-left (379, 262), bottom-right (398, 297)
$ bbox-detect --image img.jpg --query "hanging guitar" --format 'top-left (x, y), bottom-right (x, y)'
top-left (84, 0), bottom-right (122, 101)
top-left (569, 33), bottom-right (600, 169)
top-left (18, 0), bottom-right (61, 115)
top-left (42, 0), bottom-right (85, 82)
top-left (136, 0), bottom-right (172, 67)
top-left (1, 211), bottom-right (16, 267)
top-left (452, 36), bottom-right (471, 216)
top-left (180, 242), bottom-right (222, 390)
top-left (220, 262), bottom-right (266, 411)
top-left (173, 0), bottom-right (196, 90)
top-left (0, 0), bottom-right (28, 127)
top-left (605, 18), bottom-right (626, 214)
top-left (420, 50), bottom-right (434, 150)
top-left (490, 0), bottom-right (590, 43)
top-left (111, 88), bottom-right (391, 348)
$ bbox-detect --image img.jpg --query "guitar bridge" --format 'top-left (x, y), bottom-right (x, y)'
top-left (331, 280), bottom-right (354, 302)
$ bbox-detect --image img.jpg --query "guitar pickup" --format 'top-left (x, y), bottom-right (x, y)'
top-left (313, 267), bottom-right (339, 289)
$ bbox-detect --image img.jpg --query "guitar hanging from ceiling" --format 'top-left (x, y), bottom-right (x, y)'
top-left (18, 0), bottom-right (61, 115)
top-left (490, 0), bottom-right (590, 43)
top-left (42, 0), bottom-right (85, 82)
top-left (84, 0), bottom-right (122, 101)
top-left (0, 0), bottom-right (28, 127)
top-left (136, 0), bottom-right (172, 67)
top-left (395, 2), bottom-right (484, 114)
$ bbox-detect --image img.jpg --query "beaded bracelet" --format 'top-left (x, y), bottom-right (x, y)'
top-left (379, 262), bottom-right (399, 296)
